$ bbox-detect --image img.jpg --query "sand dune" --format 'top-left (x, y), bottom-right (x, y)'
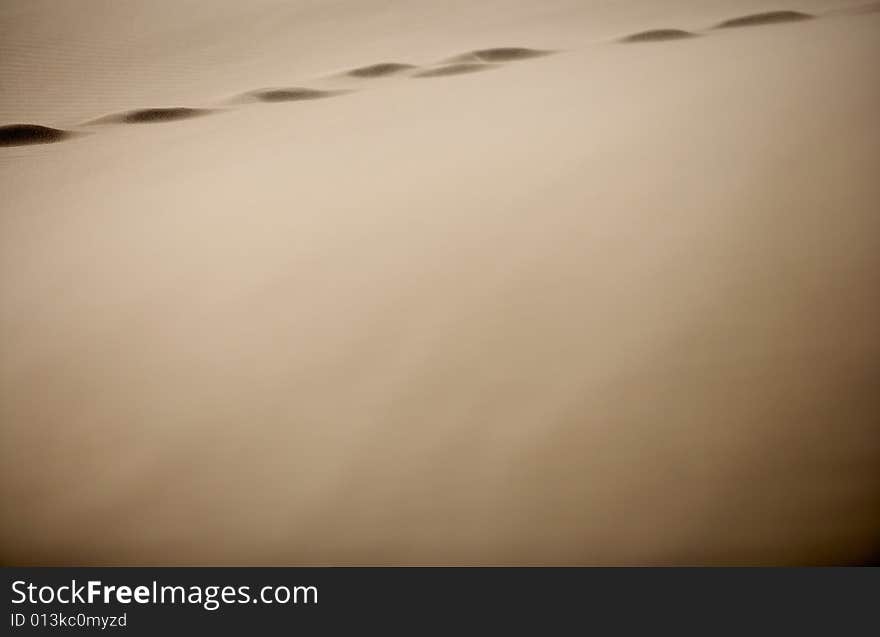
top-left (244, 88), bottom-right (347, 104)
top-left (345, 63), bottom-right (417, 78)
top-left (0, 124), bottom-right (72, 146)
top-left (91, 107), bottom-right (215, 125)
top-left (447, 47), bottom-right (554, 62)
top-left (714, 10), bottom-right (815, 28)
top-left (619, 29), bottom-right (698, 42)
top-left (413, 63), bottom-right (499, 78)
top-left (1, 1), bottom-right (878, 565)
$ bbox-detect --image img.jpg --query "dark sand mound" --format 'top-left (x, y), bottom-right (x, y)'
top-left (413, 63), bottom-right (496, 78)
top-left (95, 107), bottom-right (212, 124)
top-left (447, 47), bottom-right (551, 63)
top-left (250, 88), bottom-right (345, 103)
top-left (620, 29), bottom-right (696, 43)
top-left (472, 47), bottom-right (552, 62)
top-left (346, 63), bottom-right (416, 78)
top-left (0, 124), bottom-right (71, 147)
top-left (715, 11), bottom-right (814, 29)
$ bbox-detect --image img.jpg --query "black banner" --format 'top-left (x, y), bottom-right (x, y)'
top-left (3, 568), bottom-right (877, 633)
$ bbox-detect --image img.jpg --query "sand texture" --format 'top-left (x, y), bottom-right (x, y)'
top-left (1, 1), bottom-right (879, 565)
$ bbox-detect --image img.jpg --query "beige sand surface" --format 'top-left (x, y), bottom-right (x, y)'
top-left (1, 1), bottom-right (878, 564)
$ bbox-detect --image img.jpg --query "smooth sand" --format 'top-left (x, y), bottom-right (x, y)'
top-left (1, 1), bottom-right (878, 565)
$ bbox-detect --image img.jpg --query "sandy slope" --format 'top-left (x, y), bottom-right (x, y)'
top-left (1, 1), bottom-right (878, 564)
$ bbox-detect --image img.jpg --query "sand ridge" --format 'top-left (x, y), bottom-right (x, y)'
top-left (619, 29), bottom-right (698, 43)
top-left (242, 88), bottom-right (349, 104)
top-left (0, 123), bottom-right (72, 146)
top-left (345, 63), bottom-right (418, 78)
top-left (0, 7), bottom-right (861, 147)
top-left (89, 107), bottom-right (215, 125)
top-left (714, 10), bottom-right (815, 28)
